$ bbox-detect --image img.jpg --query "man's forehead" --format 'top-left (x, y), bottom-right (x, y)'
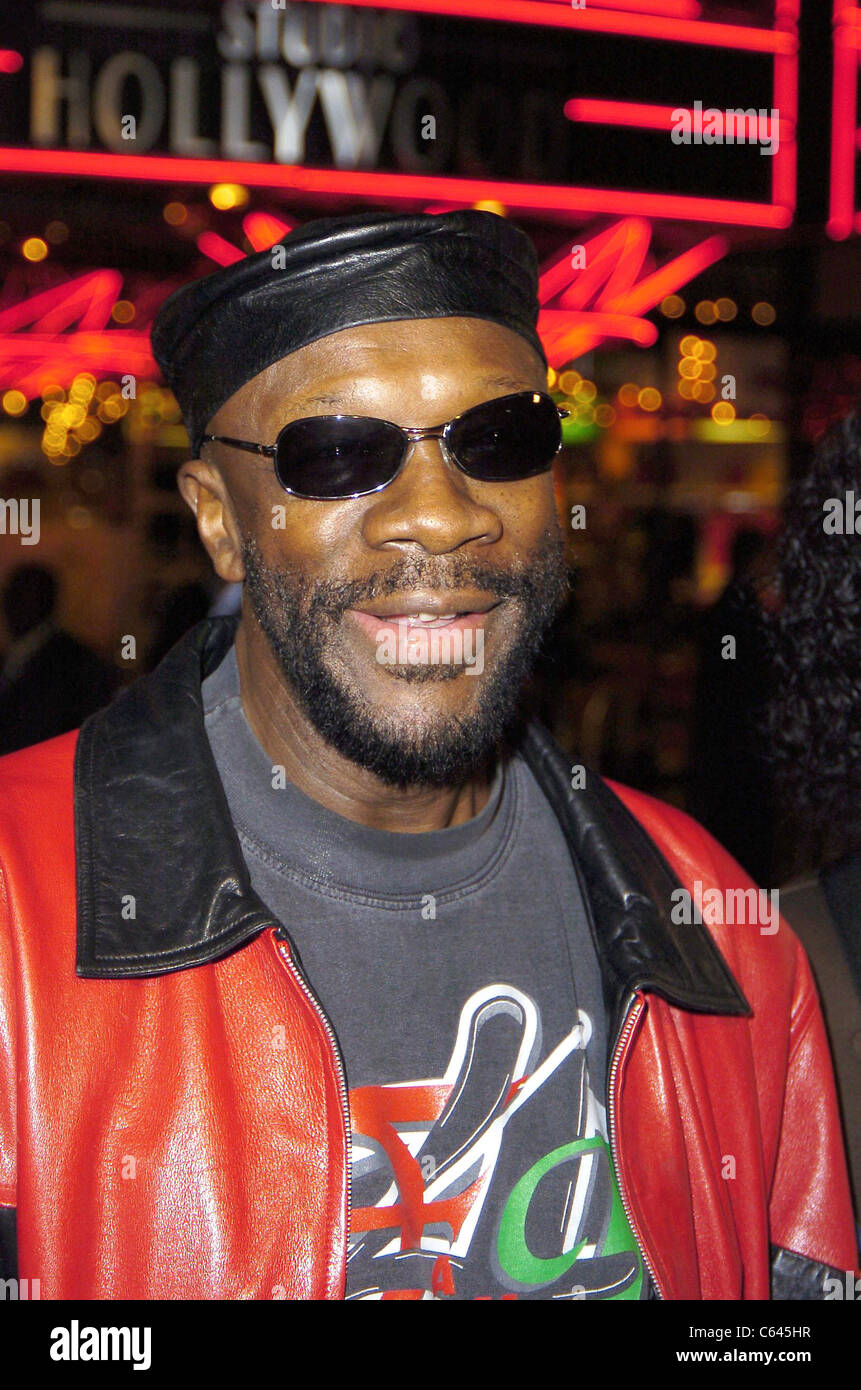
top-left (218, 318), bottom-right (545, 424)
top-left (296, 373), bottom-right (538, 410)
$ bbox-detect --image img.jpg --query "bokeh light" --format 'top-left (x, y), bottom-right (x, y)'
top-left (22, 237), bottom-right (48, 262)
top-left (2, 389), bottom-right (27, 416)
top-left (209, 183), bottom-right (250, 212)
top-left (695, 300), bottom-right (718, 325)
top-left (752, 301), bottom-right (776, 326)
top-left (163, 202), bottom-right (188, 226)
top-left (660, 295), bottom-right (685, 318)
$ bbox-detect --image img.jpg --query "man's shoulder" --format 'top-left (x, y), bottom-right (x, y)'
top-left (0, 729), bottom-right (78, 821)
top-left (606, 779), bottom-right (728, 876)
top-left (606, 777), bottom-right (802, 992)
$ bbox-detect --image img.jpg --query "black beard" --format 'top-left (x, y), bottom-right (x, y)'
top-left (241, 533), bottom-right (568, 788)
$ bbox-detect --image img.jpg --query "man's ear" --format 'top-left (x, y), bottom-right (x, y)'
top-left (177, 457), bottom-right (245, 584)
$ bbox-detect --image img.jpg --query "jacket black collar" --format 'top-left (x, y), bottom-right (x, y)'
top-left (74, 617), bottom-right (749, 1022)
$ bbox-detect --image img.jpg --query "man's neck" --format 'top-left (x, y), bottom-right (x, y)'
top-left (233, 615), bottom-right (492, 834)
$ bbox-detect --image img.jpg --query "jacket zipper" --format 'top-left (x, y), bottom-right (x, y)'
top-left (607, 991), bottom-right (665, 1300)
top-left (270, 925), bottom-right (352, 1298)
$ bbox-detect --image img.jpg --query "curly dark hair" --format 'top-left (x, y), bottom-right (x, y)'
top-left (767, 411), bottom-right (861, 863)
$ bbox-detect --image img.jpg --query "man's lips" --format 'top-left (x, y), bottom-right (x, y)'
top-left (347, 593), bottom-right (501, 642)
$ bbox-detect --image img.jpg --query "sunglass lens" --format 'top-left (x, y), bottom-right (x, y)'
top-left (449, 392), bottom-right (561, 481)
top-left (275, 417), bottom-right (405, 499)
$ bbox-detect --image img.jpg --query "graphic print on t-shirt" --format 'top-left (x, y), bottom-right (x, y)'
top-left (346, 984), bottom-right (643, 1300)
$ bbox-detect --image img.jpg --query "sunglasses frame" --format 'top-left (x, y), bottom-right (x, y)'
top-left (200, 390), bottom-right (569, 500)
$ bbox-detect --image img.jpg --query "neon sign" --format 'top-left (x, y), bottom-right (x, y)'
top-left (829, 0), bottom-right (861, 239)
top-left (0, 211), bottom-right (729, 390)
top-left (0, 0), bottom-right (798, 230)
top-left (537, 217), bottom-right (727, 365)
top-left (0, 272), bottom-right (155, 396)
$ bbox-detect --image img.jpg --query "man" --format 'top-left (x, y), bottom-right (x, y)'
top-left (0, 211), bottom-right (854, 1300)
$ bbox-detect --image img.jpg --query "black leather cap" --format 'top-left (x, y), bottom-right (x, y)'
top-left (150, 209), bottom-right (546, 456)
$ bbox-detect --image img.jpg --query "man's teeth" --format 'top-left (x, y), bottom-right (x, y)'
top-left (414, 611), bottom-right (456, 622)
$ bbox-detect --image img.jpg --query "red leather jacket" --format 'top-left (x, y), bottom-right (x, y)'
top-left (0, 618), bottom-right (855, 1299)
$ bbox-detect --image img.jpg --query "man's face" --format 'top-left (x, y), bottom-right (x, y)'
top-left (199, 316), bottom-right (567, 786)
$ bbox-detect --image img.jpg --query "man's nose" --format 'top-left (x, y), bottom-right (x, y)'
top-left (359, 438), bottom-right (503, 553)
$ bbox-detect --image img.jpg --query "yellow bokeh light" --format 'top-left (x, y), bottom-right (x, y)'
top-left (594, 404), bottom-right (616, 428)
top-left (97, 395), bottom-right (130, 422)
top-left (22, 237), bottom-right (48, 262)
top-left (545, 367), bottom-right (557, 389)
top-left (558, 370), bottom-right (581, 395)
top-left (692, 381), bottom-right (715, 402)
top-left (163, 202), bottom-right (187, 226)
top-left (660, 295), bottom-right (685, 318)
top-left (618, 383), bottom-right (640, 407)
top-left (2, 389), bottom-right (27, 416)
top-left (680, 335), bottom-right (700, 356)
top-left (111, 300), bottom-right (135, 324)
top-left (715, 298), bottom-right (737, 321)
top-left (698, 341), bottom-right (716, 362)
top-left (677, 378), bottom-right (696, 399)
top-left (679, 358), bottom-right (702, 379)
top-left (752, 301), bottom-right (776, 326)
top-left (695, 300), bottom-right (718, 325)
top-left (699, 362), bottom-right (716, 382)
top-left (711, 401), bottom-right (736, 424)
top-left (638, 387), bottom-right (662, 412)
top-left (70, 373), bottom-right (96, 403)
top-left (61, 402), bottom-right (87, 428)
top-left (209, 183), bottom-right (249, 212)
top-left (95, 380), bottom-right (119, 401)
top-left (75, 418), bottom-right (101, 443)
top-left (749, 413), bottom-right (771, 438)
top-left (574, 380), bottom-right (597, 403)
top-left (472, 200), bottom-right (507, 216)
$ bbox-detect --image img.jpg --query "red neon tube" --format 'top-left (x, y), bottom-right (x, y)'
top-left (0, 148), bottom-right (793, 229)
top-left (196, 232), bottom-right (244, 266)
top-left (571, 0), bottom-right (701, 14)
top-left (293, 0), bottom-right (793, 51)
top-left (828, 1), bottom-right (860, 239)
top-left (565, 100), bottom-right (783, 140)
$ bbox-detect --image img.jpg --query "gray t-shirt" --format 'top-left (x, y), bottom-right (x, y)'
top-left (202, 644), bottom-right (646, 1301)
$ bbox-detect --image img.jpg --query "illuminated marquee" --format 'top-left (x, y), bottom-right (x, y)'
top-left (0, 0), bottom-right (798, 228)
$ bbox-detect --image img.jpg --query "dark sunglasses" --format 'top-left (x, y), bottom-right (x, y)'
top-left (201, 390), bottom-right (568, 500)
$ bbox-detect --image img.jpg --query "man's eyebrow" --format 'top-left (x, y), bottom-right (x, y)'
top-left (293, 375), bottom-right (535, 410)
top-left (476, 374), bottom-right (537, 392)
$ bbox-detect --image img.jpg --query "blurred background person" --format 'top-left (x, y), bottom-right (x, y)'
top-left (0, 563), bottom-right (117, 754)
top-left (768, 411), bottom-right (861, 1238)
top-left (690, 526), bottom-right (778, 887)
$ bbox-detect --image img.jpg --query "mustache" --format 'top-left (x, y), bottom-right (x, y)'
top-left (302, 538), bottom-right (568, 621)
